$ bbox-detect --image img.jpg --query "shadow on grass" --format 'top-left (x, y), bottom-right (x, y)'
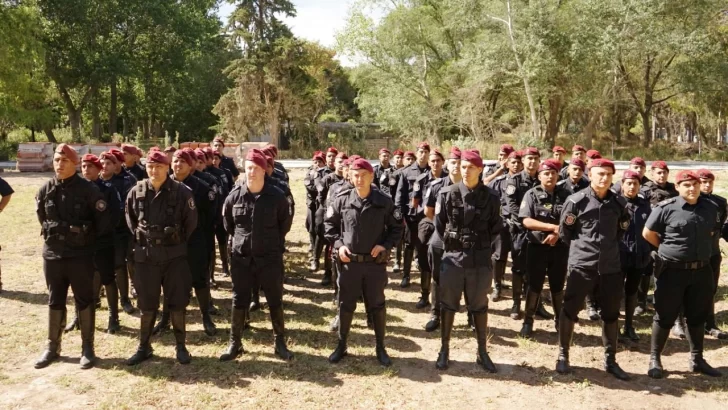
top-left (0, 289), bottom-right (49, 305)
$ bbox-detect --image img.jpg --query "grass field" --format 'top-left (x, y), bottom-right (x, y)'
top-left (0, 169), bottom-right (726, 410)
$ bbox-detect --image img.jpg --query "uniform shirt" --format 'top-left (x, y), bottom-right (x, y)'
top-left (434, 181), bottom-right (503, 268)
top-left (559, 187), bottom-right (630, 274)
top-left (267, 174), bottom-right (294, 232)
top-left (107, 172), bottom-right (136, 235)
top-left (557, 177), bottom-right (589, 194)
top-left (303, 165), bottom-right (319, 208)
top-left (518, 184), bottom-right (570, 246)
top-left (194, 170), bottom-right (223, 227)
top-left (504, 170), bottom-right (539, 223)
top-left (219, 166), bottom-right (235, 193)
top-left (381, 166), bottom-right (403, 198)
top-left (223, 181), bottom-right (292, 258)
top-left (0, 176), bottom-right (14, 197)
top-left (425, 176), bottom-right (455, 249)
top-left (92, 178), bottom-right (122, 250)
top-left (645, 195), bottom-right (720, 263)
top-left (317, 172), bottom-right (344, 208)
top-left (394, 163), bottom-right (430, 219)
top-left (36, 173), bottom-right (112, 260)
top-left (641, 180), bottom-right (677, 207)
top-left (206, 166), bottom-right (230, 198)
top-left (324, 187), bottom-right (403, 254)
top-left (702, 192), bottom-right (728, 256)
top-left (487, 174), bottom-right (514, 219)
top-left (274, 161), bottom-right (289, 183)
top-left (125, 163), bottom-right (148, 181)
top-left (373, 163), bottom-right (391, 190)
top-left (619, 193), bottom-right (652, 269)
top-left (412, 170), bottom-right (448, 220)
top-left (173, 174), bottom-right (216, 244)
top-left (219, 155), bottom-right (240, 178)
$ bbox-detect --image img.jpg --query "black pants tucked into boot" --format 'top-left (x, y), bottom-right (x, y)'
top-left (519, 291), bottom-right (539, 338)
top-left (329, 310), bottom-right (354, 363)
top-left (220, 308), bottom-right (246, 361)
top-left (436, 310), bottom-right (455, 370)
top-left (116, 267), bottom-right (135, 314)
top-left (152, 307), bottom-right (170, 335)
top-left (551, 291), bottom-right (564, 331)
top-left (78, 306), bottom-right (96, 369)
top-left (491, 260), bottom-right (506, 301)
top-left (603, 321), bottom-right (630, 380)
top-left (686, 325), bottom-right (722, 377)
top-left (621, 293), bottom-right (640, 341)
top-left (195, 288), bottom-right (217, 336)
top-left (105, 282), bottom-right (121, 334)
top-left (271, 306), bottom-right (293, 360)
top-left (35, 309), bottom-right (66, 369)
top-left (373, 308), bottom-right (391, 366)
top-left (556, 312), bottom-right (574, 374)
top-left (126, 310), bottom-right (156, 366)
top-left (401, 248), bottom-right (414, 288)
top-left (473, 312), bottom-right (496, 373)
top-left (171, 310), bottom-right (191, 364)
top-left (510, 274), bottom-right (523, 320)
top-left (648, 322), bottom-right (670, 379)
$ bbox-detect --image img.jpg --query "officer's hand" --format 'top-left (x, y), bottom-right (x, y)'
top-left (543, 233), bottom-right (559, 246)
top-left (371, 245), bottom-right (386, 258)
top-left (552, 224), bottom-right (560, 234)
top-left (339, 246), bottom-right (351, 263)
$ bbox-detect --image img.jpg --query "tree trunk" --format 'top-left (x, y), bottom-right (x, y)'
top-left (30, 126), bottom-right (35, 142)
top-left (545, 94), bottom-right (561, 145)
top-left (641, 110), bottom-right (652, 148)
top-left (43, 126), bottom-right (57, 143)
top-left (584, 110), bottom-right (601, 149)
top-left (92, 100), bottom-right (102, 140)
top-left (69, 108), bottom-right (82, 142)
top-left (109, 78), bottom-right (118, 135)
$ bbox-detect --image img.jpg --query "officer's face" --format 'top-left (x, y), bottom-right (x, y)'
top-left (53, 153), bottom-right (76, 179)
top-left (196, 159), bottom-right (206, 172)
top-left (314, 159), bottom-right (324, 168)
top-left (506, 158), bottom-right (520, 174)
top-left (461, 161), bottom-right (483, 186)
top-left (326, 152), bottom-right (336, 168)
top-left (498, 152), bottom-right (507, 163)
top-left (147, 162), bottom-right (169, 183)
top-left (700, 178), bottom-right (714, 194)
top-left (429, 154), bottom-right (443, 174)
top-left (81, 162), bottom-right (100, 181)
top-left (393, 155), bottom-right (403, 168)
top-left (589, 167), bottom-right (614, 191)
top-left (379, 152), bottom-right (390, 165)
top-left (266, 163), bottom-right (274, 176)
top-left (523, 155), bottom-right (540, 172)
top-left (101, 159), bottom-right (115, 179)
top-left (446, 159), bottom-right (460, 176)
top-left (245, 161), bottom-right (265, 185)
top-left (651, 168), bottom-right (668, 184)
top-left (568, 164), bottom-right (583, 181)
top-left (404, 156), bottom-right (414, 167)
top-left (172, 157), bottom-right (192, 178)
top-left (621, 178), bottom-right (640, 198)
top-left (553, 152), bottom-right (563, 162)
top-left (573, 151), bottom-right (585, 160)
top-left (212, 141), bottom-right (223, 151)
top-left (335, 157), bottom-right (346, 173)
top-left (677, 180), bottom-right (699, 203)
top-left (350, 169), bottom-right (373, 190)
top-left (539, 169), bottom-right (557, 189)
top-left (416, 148), bottom-right (429, 164)
top-left (629, 164), bottom-right (646, 178)
top-left (123, 152), bottom-right (134, 165)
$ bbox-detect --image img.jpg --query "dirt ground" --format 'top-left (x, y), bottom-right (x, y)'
top-left (0, 169), bottom-right (726, 410)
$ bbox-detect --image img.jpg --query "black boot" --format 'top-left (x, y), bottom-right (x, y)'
top-left (171, 310), bottom-right (191, 364)
top-left (117, 268), bottom-right (135, 314)
top-left (35, 309), bottom-right (65, 369)
top-left (78, 306), bottom-right (96, 369)
top-left (535, 296), bottom-right (554, 320)
top-left (418, 269), bottom-right (432, 308)
top-left (491, 260), bottom-right (506, 301)
top-left (556, 312), bottom-right (574, 374)
top-left (551, 291), bottom-right (564, 332)
top-left (648, 322), bottom-right (670, 379)
top-left (105, 283), bottom-right (121, 334)
top-left (686, 325), bottom-right (722, 377)
top-left (519, 291), bottom-right (539, 338)
top-left (196, 288), bottom-right (217, 336)
top-left (620, 293), bottom-right (639, 342)
top-left (416, 292), bottom-right (430, 309)
top-left (401, 247), bottom-right (413, 288)
top-left (671, 313), bottom-right (686, 339)
top-left (603, 321), bottom-right (630, 380)
top-left (436, 310), bottom-right (455, 370)
top-left (329, 310), bottom-right (353, 363)
top-left (152, 308), bottom-right (170, 335)
top-left (220, 308), bottom-right (245, 361)
top-left (634, 275), bottom-right (650, 315)
top-left (425, 285), bottom-right (440, 332)
top-left (473, 312), bottom-right (497, 373)
top-left (510, 274), bottom-right (523, 320)
top-left (64, 311), bottom-right (79, 333)
top-left (126, 310), bottom-right (156, 366)
top-left (219, 239), bottom-right (230, 277)
top-left (271, 306), bottom-right (293, 360)
top-left (321, 270), bottom-right (332, 286)
top-left (250, 287), bottom-right (261, 312)
top-left (373, 308), bottom-right (392, 366)
top-left (393, 243), bottom-right (402, 273)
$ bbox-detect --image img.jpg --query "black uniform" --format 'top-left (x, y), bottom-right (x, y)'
top-left (373, 163), bottom-right (391, 191)
top-left (107, 171), bottom-right (137, 312)
top-left (91, 179), bottom-right (122, 287)
top-left (34, 173), bottom-right (111, 369)
top-left (394, 162), bottom-right (431, 286)
top-left (0, 176), bottom-right (14, 292)
top-left (556, 187), bottom-right (631, 378)
top-left (316, 172), bottom-right (344, 282)
top-left (126, 163), bottom-right (148, 181)
top-left (324, 186), bottom-right (403, 365)
top-left (214, 165), bottom-right (234, 276)
top-left (557, 177), bottom-right (589, 194)
top-left (434, 181), bottom-right (502, 371)
top-left (703, 192), bottom-right (728, 337)
top-left (311, 167), bottom-right (334, 272)
top-left (618, 192), bottom-right (651, 339)
top-left (517, 184), bottom-right (570, 335)
top-left (486, 174), bottom-right (513, 298)
top-left (412, 170), bottom-right (447, 301)
top-left (304, 165), bottom-right (320, 260)
top-left (196, 169), bottom-right (225, 283)
top-left (385, 166), bottom-right (406, 268)
top-left (645, 195), bottom-right (722, 377)
top-left (273, 161), bottom-right (289, 183)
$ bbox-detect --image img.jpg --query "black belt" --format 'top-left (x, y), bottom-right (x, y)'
top-left (349, 254), bottom-right (375, 263)
top-left (664, 260), bottom-right (708, 270)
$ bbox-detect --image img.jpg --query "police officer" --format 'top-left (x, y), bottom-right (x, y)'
top-left (211, 136), bottom-right (241, 180)
top-left (585, 150), bottom-right (601, 167)
top-left (617, 170), bottom-right (652, 342)
top-left (264, 144), bottom-right (289, 183)
top-left (518, 159), bottom-right (570, 338)
top-left (559, 145), bottom-right (586, 180)
top-left (171, 149), bottom-right (217, 336)
top-left (122, 144), bottom-right (148, 181)
top-left (325, 158), bottom-right (403, 366)
top-left (373, 148), bottom-right (392, 191)
top-left (696, 169), bottom-right (728, 340)
top-left (395, 142), bottom-right (431, 288)
top-left (583, 152), bottom-right (604, 322)
top-left (0, 174), bottom-right (14, 293)
top-left (482, 144), bottom-right (514, 184)
top-left (305, 151), bottom-right (325, 270)
top-left (557, 159), bottom-right (588, 193)
top-left (380, 149), bottom-right (403, 198)
top-left (612, 157), bottom-right (651, 193)
top-left (552, 146), bottom-right (568, 174)
top-left (34, 144), bottom-right (111, 370)
top-left (163, 146), bottom-right (177, 165)
top-left (422, 147), bottom-right (462, 332)
top-left (316, 151), bottom-right (348, 286)
top-left (310, 147), bottom-right (337, 275)
top-left (219, 149), bottom-right (293, 362)
top-left (643, 170), bottom-right (722, 378)
top-left (194, 148), bottom-right (227, 291)
top-left (125, 150), bottom-right (198, 366)
top-left (556, 158), bottom-right (631, 380)
top-left (434, 150), bottom-right (502, 372)
top-left (384, 149), bottom-right (408, 271)
top-left (212, 149), bottom-right (235, 276)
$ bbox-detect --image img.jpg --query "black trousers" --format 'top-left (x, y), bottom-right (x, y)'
top-left (231, 255), bottom-right (284, 310)
top-left (439, 258), bottom-right (493, 314)
top-left (708, 254), bottom-right (722, 327)
top-left (113, 234), bottom-right (130, 268)
top-left (133, 257), bottom-right (191, 312)
top-left (623, 265), bottom-right (644, 297)
top-left (188, 238), bottom-right (210, 290)
top-left (338, 261), bottom-right (387, 314)
top-left (428, 245), bottom-right (444, 315)
top-left (417, 220), bottom-right (435, 274)
top-left (491, 229), bottom-right (512, 262)
top-left (44, 256), bottom-right (95, 310)
top-left (653, 265), bottom-right (713, 330)
top-left (526, 244), bottom-right (568, 294)
top-left (511, 233), bottom-right (528, 278)
top-left (562, 267), bottom-right (622, 324)
top-left (94, 246), bottom-right (117, 286)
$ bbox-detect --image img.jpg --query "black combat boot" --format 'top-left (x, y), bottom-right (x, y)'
top-left (196, 288), bottom-right (217, 336)
top-left (634, 275), bottom-right (650, 315)
top-left (64, 310), bottom-right (79, 333)
top-left (555, 312), bottom-right (574, 374)
top-left (535, 295), bottom-right (554, 320)
top-left (425, 285), bottom-right (440, 332)
top-left (510, 274), bottom-right (523, 320)
top-left (271, 306), bottom-right (293, 360)
top-left (647, 322), bottom-right (670, 379)
top-left (35, 309), bottom-right (65, 369)
top-left (620, 293), bottom-right (640, 342)
top-left (473, 312), bottom-right (497, 373)
top-left (373, 308), bottom-right (392, 366)
top-left (219, 239), bottom-right (230, 277)
top-left (671, 313), bottom-right (686, 339)
top-left (249, 287), bottom-right (261, 312)
top-left (219, 308), bottom-right (246, 361)
top-left (686, 325), bottom-right (722, 377)
top-left (393, 243), bottom-right (403, 273)
top-left (321, 270), bottom-right (332, 286)
top-left (416, 291), bottom-right (430, 309)
top-left (78, 306), bottom-right (96, 369)
top-left (152, 307), bottom-right (170, 335)
top-left (491, 259), bottom-right (506, 301)
top-left (329, 309), bottom-right (353, 363)
top-left (436, 310), bottom-right (455, 370)
top-left (417, 269), bottom-right (432, 308)
top-left (105, 282), bottom-right (121, 334)
top-left (116, 268), bottom-right (135, 314)
top-left (401, 248), bottom-right (413, 288)
top-left (519, 291), bottom-right (539, 338)
top-left (603, 321), bottom-right (630, 380)
top-left (551, 291), bottom-right (564, 332)
top-left (171, 310), bottom-right (191, 364)
top-left (126, 310), bottom-right (156, 366)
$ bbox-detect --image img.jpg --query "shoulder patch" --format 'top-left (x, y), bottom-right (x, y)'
top-left (620, 219), bottom-right (630, 230)
top-left (568, 192), bottom-right (586, 204)
top-left (435, 201), bottom-right (442, 215)
top-left (506, 185), bottom-right (516, 196)
top-left (495, 175), bottom-right (507, 181)
top-left (96, 200), bottom-right (107, 212)
top-left (393, 208), bottom-right (402, 221)
top-left (188, 198), bottom-right (196, 210)
top-left (564, 213), bottom-right (576, 225)
top-left (556, 180), bottom-right (566, 186)
top-left (208, 190), bottom-right (216, 201)
top-left (656, 197), bottom-right (677, 208)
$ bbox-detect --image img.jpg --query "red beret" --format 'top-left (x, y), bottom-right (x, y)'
top-left (523, 147), bottom-right (540, 157)
top-left (586, 149), bottom-right (601, 159)
top-left (651, 160), bottom-right (668, 171)
top-left (622, 170), bottom-right (641, 182)
top-left (164, 146), bottom-right (177, 153)
top-left (349, 154), bottom-right (361, 162)
top-left (173, 149), bottom-right (196, 167)
top-left (265, 155), bottom-right (275, 168)
top-left (588, 158), bottom-right (615, 172)
top-left (404, 151), bottom-right (416, 159)
top-left (266, 144), bottom-right (278, 158)
top-left (55, 143), bottom-right (80, 164)
top-left (570, 158), bottom-right (586, 170)
top-left (147, 150), bottom-right (170, 165)
top-left (499, 144), bottom-right (515, 155)
top-left (461, 149), bottom-right (483, 168)
top-left (629, 157), bottom-right (646, 167)
top-left (213, 136), bottom-right (225, 146)
top-left (471, 149), bottom-right (481, 156)
top-left (121, 144), bottom-right (136, 155)
top-left (449, 146), bottom-right (461, 160)
top-left (193, 149), bottom-right (207, 162)
top-left (507, 151), bottom-right (522, 160)
top-left (312, 151), bottom-right (324, 162)
top-left (572, 145), bottom-right (586, 153)
top-left (697, 169), bottom-right (715, 181)
top-left (538, 159), bottom-right (560, 173)
top-left (99, 152), bottom-right (118, 164)
top-left (336, 151), bottom-right (348, 160)
top-left (393, 149), bottom-right (404, 156)
top-left (552, 146), bottom-right (567, 153)
top-left (379, 148), bottom-right (391, 155)
top-left (81, 154), bottom-right (101, 169)
top-left (326, 147), bottom-right (338, 155)
top-left (108, 148), bottom-right (125, 164)
top-left (201, 147), bottom-right (215, 160)
top-left (349, 158), bottom-right (374, 173)
top-left (431, 149), bottom-right (444, 161)
top-left (675, 170), bottom-right (699, 184)
top-left (245, 148), bottom-right (267, 170)
top-left (417, 142), bottom-right (431, 151)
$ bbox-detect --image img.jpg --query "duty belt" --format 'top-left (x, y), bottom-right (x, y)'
top-left (664, 260), bottom-right (708, 270)
top-left (349, 253), bottom-right (376, 263)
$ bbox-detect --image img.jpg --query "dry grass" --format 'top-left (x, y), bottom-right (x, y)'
top-left (0, 169), bottom-right (726, 410)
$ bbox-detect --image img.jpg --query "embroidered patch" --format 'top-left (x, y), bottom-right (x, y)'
top-left (95, 200), bottom-right (107, 212)
top-left (435, 201), bottom-right (441, 215)
top-left (326, 205), bottom-right (334, 218)
top-left (389, 177), bottom-right (396, 186)
top-left (620, 219), bottom-right (630, 230)
top-left (506, 185), bottom-right (516, 195)
top-left (564, 213), bottom-right (576, 225)
top-left (393, 208), bottom-right (402, 221)
top-left (544, 203), bottom-right (553, 210)
top-left (414, 182), bottom-right (420, 191)
top-left (208, 190), bottom-right (216, 201)
top-left (188, 198), bottom-right (196, 210)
